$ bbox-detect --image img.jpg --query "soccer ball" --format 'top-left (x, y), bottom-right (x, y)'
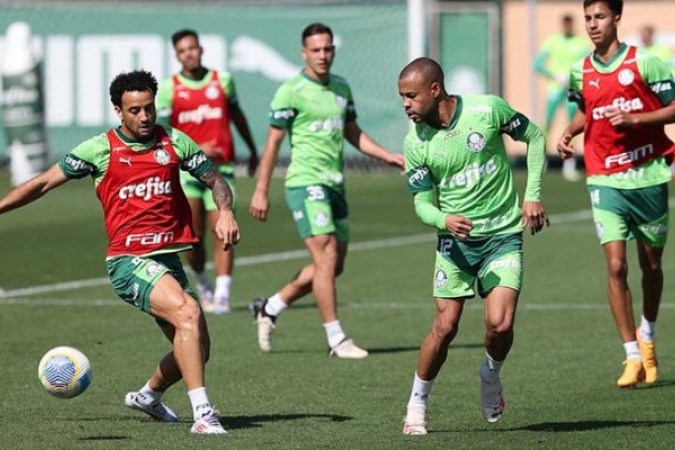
top-left (38, 346), bottom-right (92, 398)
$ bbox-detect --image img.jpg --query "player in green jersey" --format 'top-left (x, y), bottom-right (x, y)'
top-left (398, 57), bottom-right (548, 434)
top-left (157, 29), bottom-right (259, 315)
top-left (639, 24), bottom-right (674, 75)
top-left (249, 23), bottom-right (404, 358)
top-left (0, 70), bottom-right (238, 435)
top-left (534, 13), bottom-right (590, 181)
top-left (557, 0), bottom-right (675, 388)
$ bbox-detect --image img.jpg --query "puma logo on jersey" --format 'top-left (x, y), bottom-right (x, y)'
top-left (119, 157), bottom-right (132, 167)
top-left (177, 91), bottom-right (190, 99)
top-left (591, 97), bottom-right (644, 120)
top-left (589, 79), bottom-right (600, 89)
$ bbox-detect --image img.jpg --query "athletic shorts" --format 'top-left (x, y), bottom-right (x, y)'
top-left (588, 184), bottom-right (669, 247)
top-left (433, 232), bottom-right (523, 299)
top-left (180, 163), bottom-right (236, 211)
top-left (106, 252), bottom-right (197, 314)
top-left (284, 184), bottom-right (349, 242)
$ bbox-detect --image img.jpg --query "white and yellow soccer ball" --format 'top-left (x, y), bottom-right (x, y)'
top-left (38, 346), bottom-right (92, 398)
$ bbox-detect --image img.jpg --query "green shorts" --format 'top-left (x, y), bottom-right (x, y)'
top-left (433, 232), bottom-right (523, 299)
top-left (285, 184), bottom-right (349, 242)
top-left (180, 164), bottom-right (236, 211)
top-left (106, 252), bottom-right (197, 314)
top-left (588, 184), bottom-right (669, 247)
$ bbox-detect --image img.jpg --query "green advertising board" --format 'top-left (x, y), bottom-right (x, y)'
top-left (0, 2), bottom-right (408, 162)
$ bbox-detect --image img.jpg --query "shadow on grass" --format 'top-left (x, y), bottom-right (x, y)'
top-left (512, 420), bottom-right (675, 432)
top-left (79, 435), bottom-right (129, 441)
top-left (224, 413), bottom-right (352, 430)
top-left (368, 342), bottom-right (483, 355)
top-left (642, 379), bottom-right (675, 389)
top-left (434, 419), bottom-right (675, 434)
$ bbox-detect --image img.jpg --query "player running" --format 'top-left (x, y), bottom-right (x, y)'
top-left (557, 0), bottom-right (675, 388)
top-left (398, 57), bottom-right (548, 434)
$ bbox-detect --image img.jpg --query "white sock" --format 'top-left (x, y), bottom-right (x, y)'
top-left (624, 341), bottom-right (642, 362)
top-left (324, 320), bottom-right (347, 348)
top-left (407, 373), bottom-right (434, 408)
top-left (639, 315), bottom-right (656, 342)
top-left (138, 382), bottom-right (162, 405)
top-left (195, 271), bottom-right (211, 289)
top-left (563, 157), bottom-right (577, 172)
top-left (214, 275), bottom-right (231, 299)
top-left (264, 293), bottom-right (288, 317)
top-left (486, 352), bottom-right (504, 372)
top-left (188, 387), bottom-right (212, 419)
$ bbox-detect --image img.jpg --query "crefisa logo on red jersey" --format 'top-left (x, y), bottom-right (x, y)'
top-left (591, 97), bottom-right (644, 120)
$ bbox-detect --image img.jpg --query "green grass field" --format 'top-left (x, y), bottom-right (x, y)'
top-left (1, 169), bottom-right (675, 449)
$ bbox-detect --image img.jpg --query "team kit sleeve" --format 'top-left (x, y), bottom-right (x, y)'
top-left (57, 134), bottom-right (105, 179)
top-left (404, 136), bottom-right (447, 230)
top-left (637, 51), bottom-right (675, 105)
top-left (155, 79), bottom-right (174, 126)
top-left (221, 73), bottom-right (240, 109)
top-left (492, 96), bottom-right (546, 202)
top-left (567, 60), bottom-right (585, 111)
top-left (269, 84), bottom-right (296, 129)
top-left (345, 84), bottom-right (357, 122)
top-left (171, 128), bottom-right (217, 179)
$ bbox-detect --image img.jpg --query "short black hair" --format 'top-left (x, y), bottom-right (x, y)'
top-left (562, 14), bottom-right (574, 23)
top-left (172, 29), bottom-right (199, 47)
top-left (583, 0), bottom-right (623, 16)
top-left (109, 70), bottom-right (158, 108)
top-left (399, 57), bottom-right (445, 85)
top-left (302, 23), bottom-right (333, 45)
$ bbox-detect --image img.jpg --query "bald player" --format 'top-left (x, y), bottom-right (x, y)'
top-left (397, 57), bottom-right (548, 434)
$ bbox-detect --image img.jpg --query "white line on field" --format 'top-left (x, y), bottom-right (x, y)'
top-left (0, 204), bottom-right (660, 300)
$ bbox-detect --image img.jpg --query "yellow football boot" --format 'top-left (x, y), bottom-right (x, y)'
top-left (616, 358), bottom-right (644, 388)
top-left (636, 330), bottom-right (659, 385)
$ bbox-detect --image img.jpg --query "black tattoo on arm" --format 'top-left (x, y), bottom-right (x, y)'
top-left (198, 167), bottom-right (233, 211)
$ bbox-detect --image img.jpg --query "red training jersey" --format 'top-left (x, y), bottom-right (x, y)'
top-left (582, 46), bottom-right (674, 176)
top-left (96, 127), bottom-right (197, 257)
top-left (170, 70), bottom-right (234, 164)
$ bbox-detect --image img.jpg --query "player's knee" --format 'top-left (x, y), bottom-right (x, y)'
top-left (606, 258), bottom-right (628, 279)
top-left (486, 318), bottom-right (513, 336)
top-left (172, 296), bottom-right (202, 331)
top-left (639, 258), bottom-right (662, 274)
top-left (432, 315), bottom-right (459, 341)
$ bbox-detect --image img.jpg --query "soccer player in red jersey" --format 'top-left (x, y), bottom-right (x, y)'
top-left (0, 70), bottom-right (238, 434)
top-left (157, 29), bottom-right (258, 314)
top-left (557, 0), bottom-right (675, 388)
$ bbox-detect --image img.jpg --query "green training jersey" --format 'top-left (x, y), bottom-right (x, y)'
top-left (58, 125), bottom-right (213, 185)
top-left (570, 44), bottom-right (675, 189)
top-left (269, 71), bottom-right (357, 190)
top-left (642, 44), bottom-right (674, 73)
top-left (536, 33), bottom-right (589, 90)
top-left (156, 70), bottom-right (238, 125)
top-left (405, 95), bottom-right (537, 238)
